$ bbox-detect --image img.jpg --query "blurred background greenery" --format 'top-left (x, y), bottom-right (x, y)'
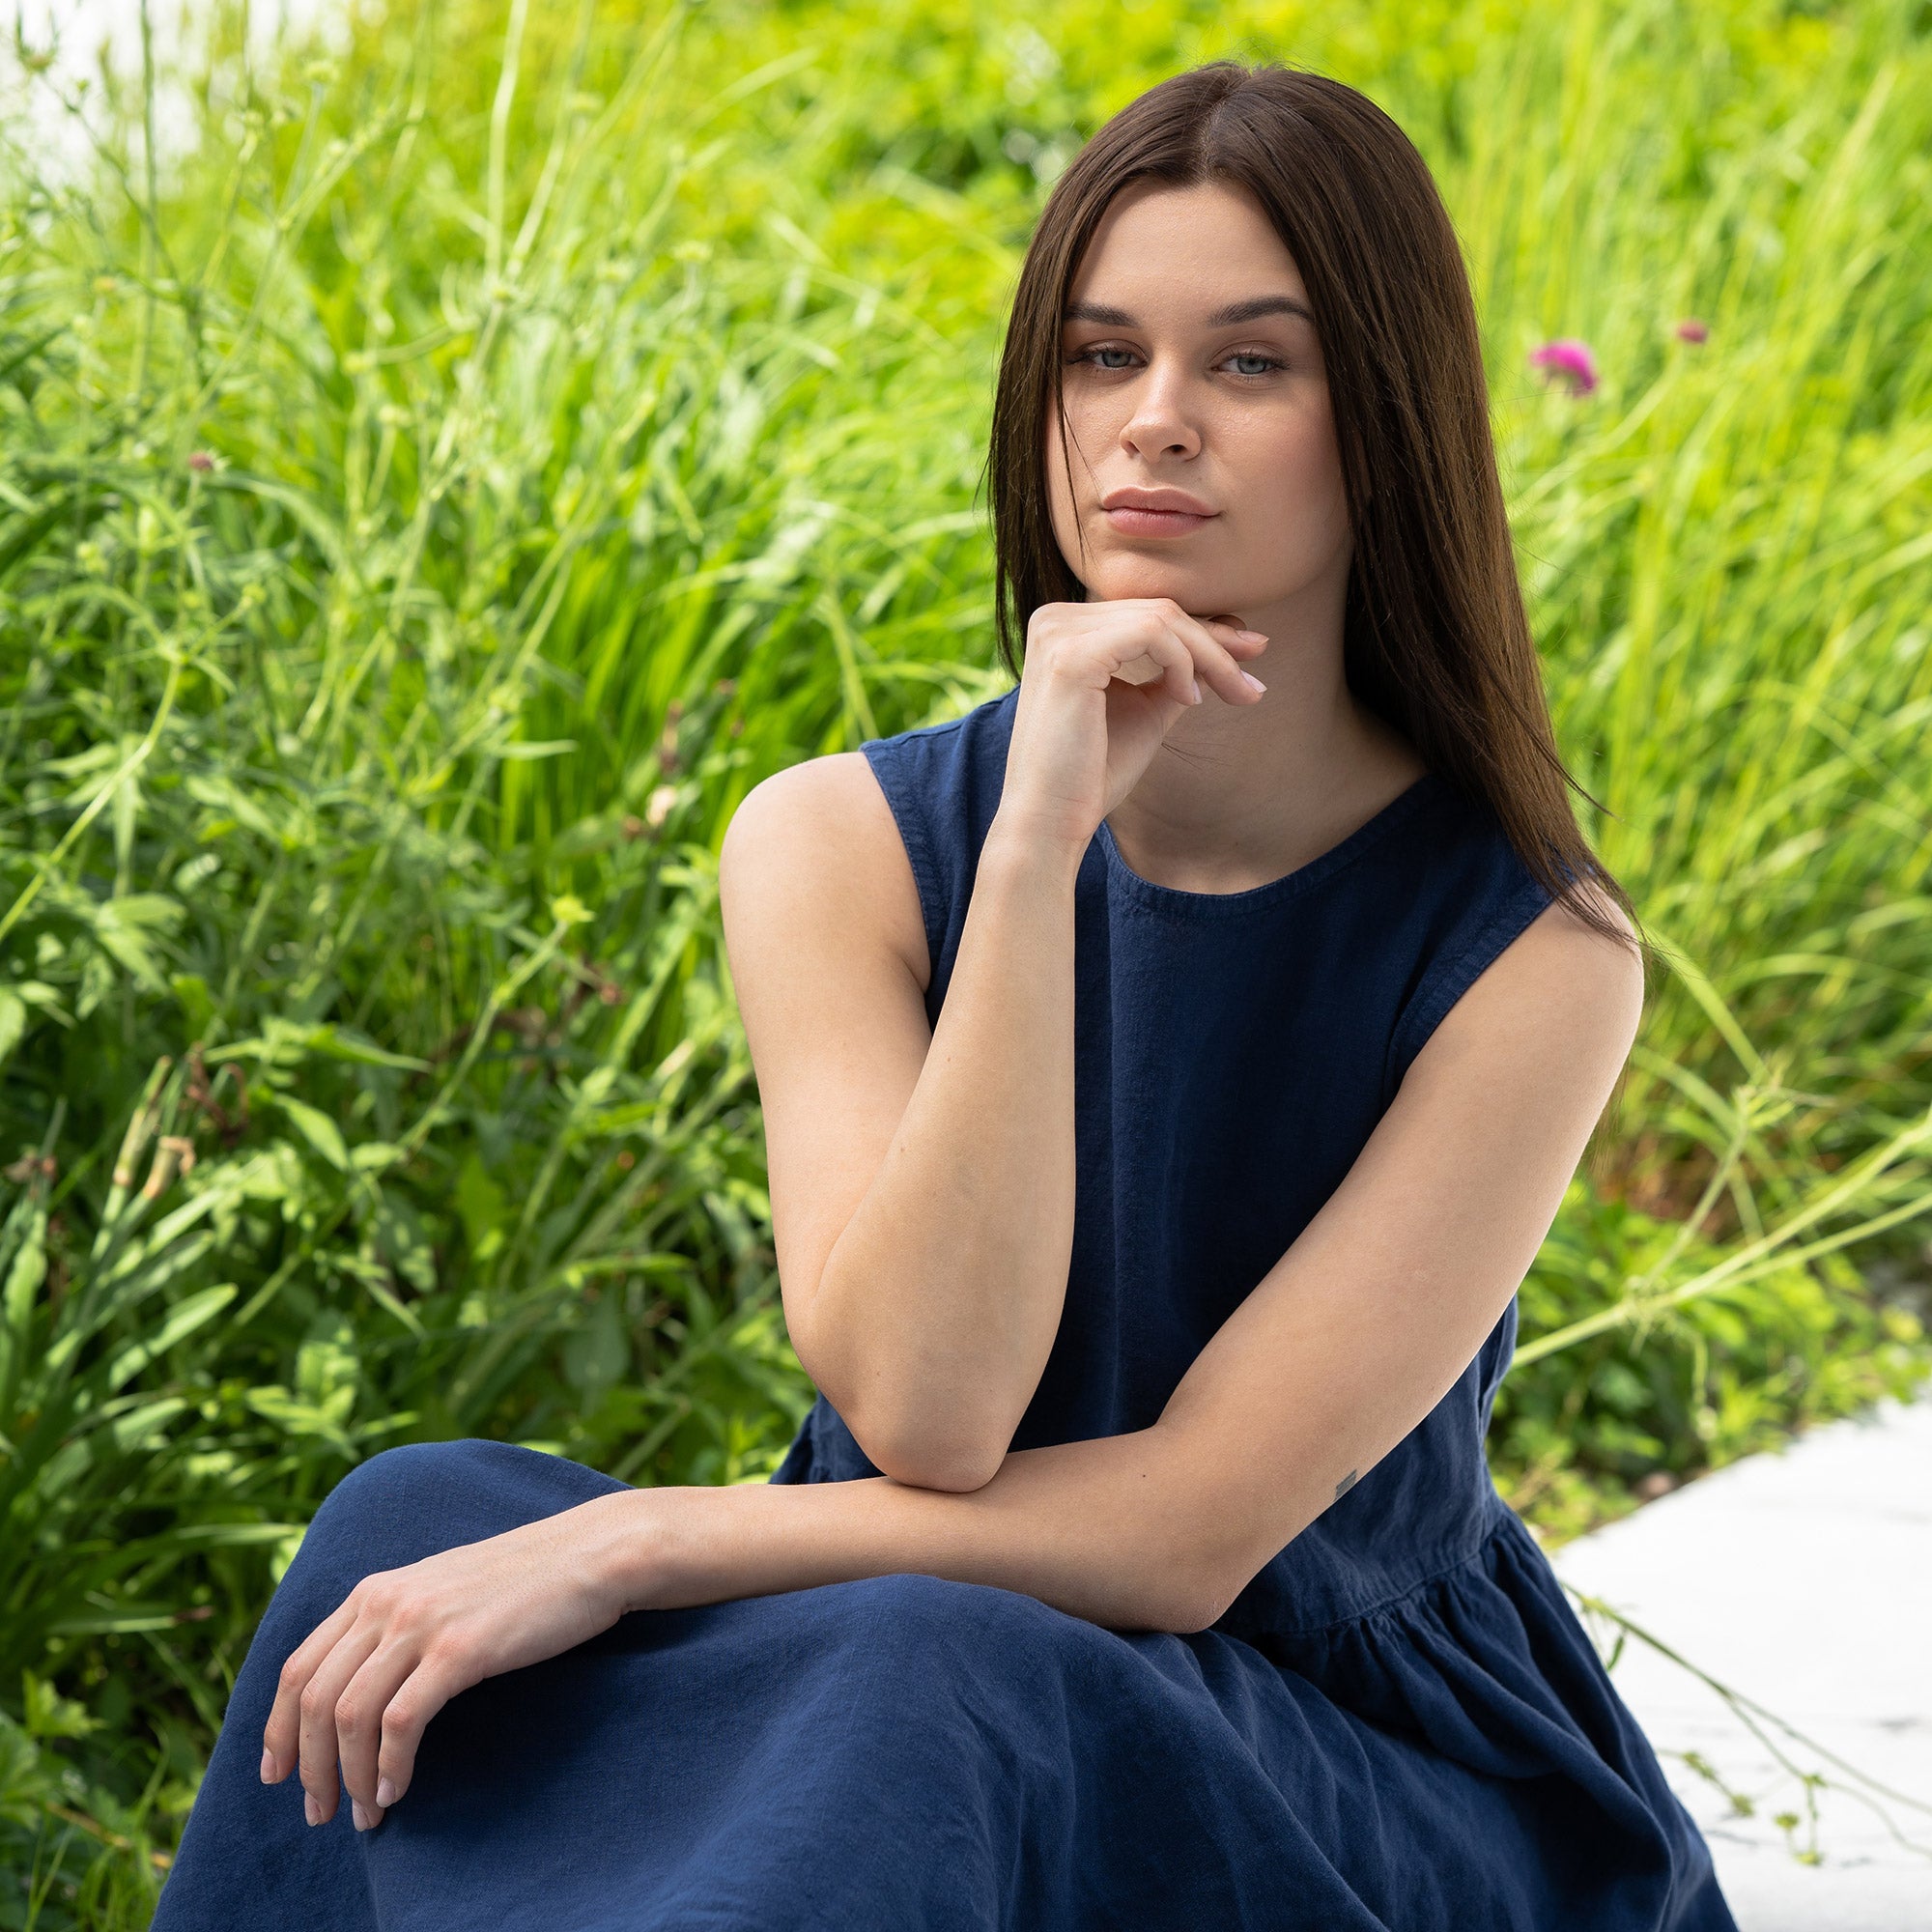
top-left (2, 0), bottom-right (1929, 1920)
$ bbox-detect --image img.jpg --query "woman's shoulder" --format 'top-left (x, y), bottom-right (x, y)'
top-left (1378, 780), bottom-right (1637, 1084)
top-left (719, 749), bottom-right (933, 993)
top-left (858, 684), bottom-right (1018, 808)
top-left (722, 685), bottom-right (1018, 1010)
top-left (857, 682), bottom-right (1019, 916)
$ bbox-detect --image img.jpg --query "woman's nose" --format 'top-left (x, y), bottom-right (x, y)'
top-left (1119, 363), bottom-right (1202, 462)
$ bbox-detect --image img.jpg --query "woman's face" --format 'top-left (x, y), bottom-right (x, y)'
top-left (1045, 180), bottom-right (1351, 624)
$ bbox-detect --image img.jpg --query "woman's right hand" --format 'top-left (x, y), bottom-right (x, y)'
top-left (995, 598), bottom-right (1268, 853)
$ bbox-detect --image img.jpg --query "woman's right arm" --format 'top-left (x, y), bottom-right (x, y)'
top-left (719, 601), bottom-right (1266, 1492)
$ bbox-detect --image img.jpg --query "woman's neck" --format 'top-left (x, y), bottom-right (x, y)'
top-left (1101, 602), bottom-right (1426, 897)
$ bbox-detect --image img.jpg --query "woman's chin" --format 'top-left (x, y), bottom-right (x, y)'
top-left (1088, 563), bottom-right (1236, 611)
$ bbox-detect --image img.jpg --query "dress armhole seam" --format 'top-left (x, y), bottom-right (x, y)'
top-left (1388, 875), bottom-right (1554, 1088)
top-left (860, 737), bottom-right (948, 982)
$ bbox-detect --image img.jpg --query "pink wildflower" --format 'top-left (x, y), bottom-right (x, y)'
top-left (187, 450), bottom-right (214, 473)
top-left (1674, 319), bottom-right (1709, 344)
top-left (1529, 338), bottom-right (1599, 396)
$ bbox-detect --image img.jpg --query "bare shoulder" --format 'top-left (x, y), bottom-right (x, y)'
top-left (1435, 878), bottom-right (1644, 1066)
top-left (1512, 883), bottom-right (1644, 1020)
top-left (718, 751), bottom-right (929, 990)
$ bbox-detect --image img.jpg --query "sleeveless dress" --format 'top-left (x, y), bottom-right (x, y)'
top-left (153, 683), bottom-right (1737, 1931)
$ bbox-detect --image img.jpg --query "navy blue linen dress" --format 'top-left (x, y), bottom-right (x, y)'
top-left (154, 682), bottom-right (1736, 1931)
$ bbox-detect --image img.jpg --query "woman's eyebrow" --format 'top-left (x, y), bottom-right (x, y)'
top-left (1062, 295), bottom-right (1315, 327)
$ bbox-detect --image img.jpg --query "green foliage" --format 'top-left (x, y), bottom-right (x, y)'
top-left (1, 0), bottom-right (1929, 1920)
top-left (0, 1704), bottom-right (171, 1932)
top-left (1494, 1178), bottom-right (1927, 1541)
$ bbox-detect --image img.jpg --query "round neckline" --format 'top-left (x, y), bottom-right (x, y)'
top-left (1094, 772), bottom-right (1443, 918)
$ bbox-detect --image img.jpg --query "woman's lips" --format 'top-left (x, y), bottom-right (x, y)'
top-left (1101, 505), bottom-right (1217, 537)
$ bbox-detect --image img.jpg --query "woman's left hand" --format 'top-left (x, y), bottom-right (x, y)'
top-left (261, 1489), bottom-right (651, 1832)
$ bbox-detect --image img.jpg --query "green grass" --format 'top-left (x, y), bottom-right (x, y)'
top-left (1, 0), bottom-right (1928, 1919)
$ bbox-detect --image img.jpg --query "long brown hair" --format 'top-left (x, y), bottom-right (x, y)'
top-left (987, 62), bottom-right (1634, 944)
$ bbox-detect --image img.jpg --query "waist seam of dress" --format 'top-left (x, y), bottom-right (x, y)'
top-left (1236, 1492), bottom-right (1512, 1642)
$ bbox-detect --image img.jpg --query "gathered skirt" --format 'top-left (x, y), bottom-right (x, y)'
top-left (151, 1439), bottom-right (1736, 1931)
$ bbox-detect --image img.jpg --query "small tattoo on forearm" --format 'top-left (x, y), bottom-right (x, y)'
top-left (1334, 1469), bottom-right (1359, 1500)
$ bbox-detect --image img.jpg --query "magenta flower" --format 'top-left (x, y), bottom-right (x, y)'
top-left (187, 450), bottom-right (214, 473)
top-left (1674, 319), bottom-right (1709, 344)
top-left (1529, 338), bottom-right (1599, 396)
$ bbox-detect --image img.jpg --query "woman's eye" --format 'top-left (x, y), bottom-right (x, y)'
top-left (1069, 345), bottom-right (1282, 376)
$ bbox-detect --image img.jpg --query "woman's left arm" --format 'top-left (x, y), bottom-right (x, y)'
top-left (268, 896), bottom-right (1641, 1830)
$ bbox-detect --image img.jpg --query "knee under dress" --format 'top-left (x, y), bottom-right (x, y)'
top-left (152, 683), bottom-right (1737, 1930)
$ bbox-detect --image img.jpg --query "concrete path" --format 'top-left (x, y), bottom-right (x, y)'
top-left (1553, 1395), bottom-right (1932, 1931)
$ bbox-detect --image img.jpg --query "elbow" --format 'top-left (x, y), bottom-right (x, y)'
top-left (1144, 1504), bottom-right (1272, 1635)
top-left (1155, 1569), bottom-right (1240, 1636)
top-left (791, 1288), bottom-right (1017, 1496)
top-left (1165, 1510), bottom-right (1308, 1634)
top-left (877, 1447), bottom-right (1006, 1494)
top-left (846, 1405), bottom-right (1009, 1495)
top-left (1096, 1563), bottom-right (1235, 1637)
top-left (866, 1422), bottom-right (1012, 1492)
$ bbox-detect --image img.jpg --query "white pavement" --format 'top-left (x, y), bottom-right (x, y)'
top-left (1553, 1395), bottom-right (1932, 1931)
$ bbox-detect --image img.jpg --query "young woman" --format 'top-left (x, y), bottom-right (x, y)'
top-left (154, 63), bottom-right (1737, 1931)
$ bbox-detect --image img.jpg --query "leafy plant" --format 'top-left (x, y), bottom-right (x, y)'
top-left (1, 0), bottom-right (1929, 1921)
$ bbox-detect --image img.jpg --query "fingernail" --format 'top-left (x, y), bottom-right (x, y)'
top-left (1241, 671), bottom-right (1266, 694)
top-left (1188, 679), bottom-right (1202, 704)
top-left (1237, 630), bottom-right (1267, 642)
top-left (352, 1801), bottom-right (371, 1833)
top-left (260, 1748), bottom-right (276, 1784)
top-left (376, 1777), bottom-right (396, 1808)
top-left (304, 1793), bottom-right (322, 1828)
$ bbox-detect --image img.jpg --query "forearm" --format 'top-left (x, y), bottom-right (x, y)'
top-left (804, 817), bottom-right (1084, 1487)
top-left (582, 1421), bottom-right (1234, 1637)
top-left (268, 1422), bottom-right (1241, 1826)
